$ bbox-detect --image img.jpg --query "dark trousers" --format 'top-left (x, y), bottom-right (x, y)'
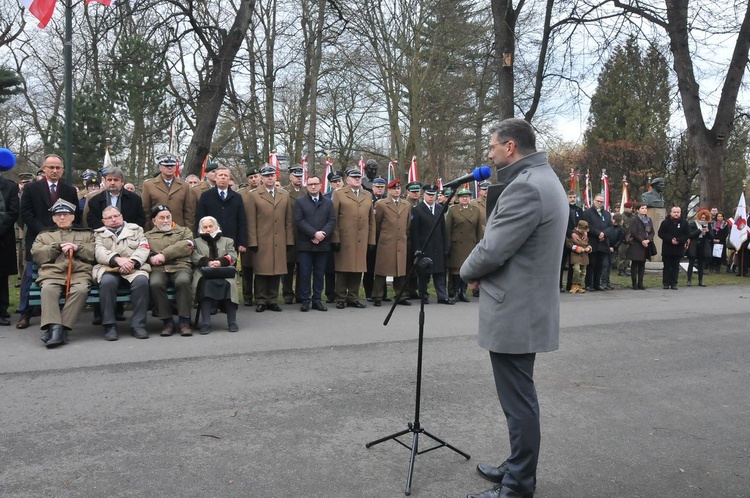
top-left (418, 271), bottom-right (448, 301)
top-left (100, 273), bottom-right (149, 329)
top-left (324, 251), bottom-right (336, 301)
top-left (149, 270), bottom-right (192, 320)
top-left (255, 274), bottom-right (281, 304)
top-left (282, 258), bottom-right (300, 303)
top-left (0, 273), bottom-right (10, 315)
top-left (363, 245), bottom-right (376, 298)
top-left (18, 259), bottom-right (34, 317)
top-left (298, 251), bottom-right (327, 305)
top-left (373, 275), bottom-right (405, 300)
top-left (687, 257), bottom-right (706, 283)
top-left (662, 255), bottom-right (682, 287)
top-left (240, 253), bottom-right (254, 304)
top-left (584, 251), bottom-right (605, 289)
top-left (335, 271), bottom-right (362, 303)
top-left (631, 260), bottom-right (645, 288)
top-left (489, 352), bottom-right (539, 495)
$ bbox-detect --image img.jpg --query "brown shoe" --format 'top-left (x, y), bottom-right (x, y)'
top-left (179, 323), bottom-right (192, 337)
top-left (16, 316), bottom-right (30, 329)
top-left (160, 322), bottom-right (175, 337)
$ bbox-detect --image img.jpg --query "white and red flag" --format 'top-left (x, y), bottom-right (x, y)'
top-left (358, 155), bottom-right (365, 175)
top-left (601, 170), bottom-right (610, 211)
top-left (301, 155), bottom-right (308, 186)
top-left (619, 176), bottom-right (629, 214)
top-left (270, 150), bottom-right (280, 180)
top-left (729, 193), bottom-right (748, 249)
top-left (323, 155), bottom-right (333, 194)
top-left (408, 156), bottom-right (418, 183)
top-left (584, 171), bottom-right (592, 209)
top-left (20, 0), bottom-right (57, 28)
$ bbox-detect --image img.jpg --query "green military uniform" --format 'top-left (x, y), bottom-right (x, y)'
top-left (145, 224), bottom-right (194, 321)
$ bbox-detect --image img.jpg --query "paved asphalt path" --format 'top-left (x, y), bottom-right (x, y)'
top-left (1, 285), bottom-right (749, 498)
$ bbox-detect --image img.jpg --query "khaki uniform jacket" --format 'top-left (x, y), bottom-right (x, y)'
top-left (141, 175), bottom-right (196, 231)
top-left (446, 204), bottom-right (484, 270)
top-left (81, 189), bottom-right (102, 227)
top-left (145, 225), bottom-right (194, 273)
top-left (93, 223), bottom-right (152, 283)
top-left (192, 181), bottom-right (213, 201)
top-left (31, 228), bottom-right (96, 285)
top-left (246, 188), bottom-right (293, 275)
top-left (470, 197), bottom-right (487, 229)
top-left (191, 234), bottom-right (239, 304)
top-left (373, 197), bottom-right (411, 277)
top-left (331, 187), bottom-right (376, 273)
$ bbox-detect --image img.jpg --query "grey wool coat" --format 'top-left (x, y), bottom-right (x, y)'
top-left (460, 152), bottom-right (568, 354)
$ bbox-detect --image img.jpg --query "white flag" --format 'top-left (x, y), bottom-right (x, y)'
top-left (729, 193), bottom-right (748, 249)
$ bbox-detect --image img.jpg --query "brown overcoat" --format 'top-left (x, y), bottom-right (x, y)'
top-left (246, 188), bottom-right (293, 275)
top-left (470, 197), bottom-right (487, 229)
top-left (446, 204), bottom-right (484, 270)
top-left (373, 197), bottom-right (411, 277)
top-left (141, 175), bottom-right (196, 231)
top-left (331, 186), bottom-right (376, 272)
top-left (32, 228), bottom-right (96, 285)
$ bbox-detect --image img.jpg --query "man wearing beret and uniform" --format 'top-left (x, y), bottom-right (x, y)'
top-left (372, 179), bottom-right (412, 306)
top-left (238, 166), bottom-right (261, 305)
top-left (192, 161), bottom-right (218, 199)
top-left (331, 168), bottom-right (375, 309)
top-left (246, 164), bottom-right (294, 312)
top-left (470, 181), bottom-right (490, 230)
top-left (323, 170), bottom-right (344, 303)
top-left (282, 165), bottom-right (307, 305)
top-left (446, 188), bottom-right (483, 302)
top-left (18, 154), bottom-right (80, 330)
top-left (410, 183), bottom-right (453, 305)
top-left (31, 199), bottom-right (96, 348)
top-left (364, 177), bottom-right (388, 302)
top-left (141, 154), bottom-right (196, 232)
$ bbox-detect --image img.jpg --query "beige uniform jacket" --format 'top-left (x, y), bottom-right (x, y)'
top-left (446, 204), bottom-right (483, 270)
top-left (31, 228), bottom-right (96, 285)
top-left (246, 188), bottom-right (293, 275)
top-left (373, 197), bottom-right (411, 277)
top-left (93, 223), bottom-right (152, 283)
top-left (141, 175), bottom-right (196, 231)
top-left (331, 187), bottom-right (376, 273)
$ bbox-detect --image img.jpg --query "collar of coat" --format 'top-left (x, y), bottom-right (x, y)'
top-left (495, 151), bottom-right (548, 190)
top-left (95, 222), bottom-right (141, 240)
top-left (153, 175), bottom-right (185, 193)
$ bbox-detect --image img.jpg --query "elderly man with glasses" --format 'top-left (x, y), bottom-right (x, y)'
top-left (582, 194), bottom-right (613, 291)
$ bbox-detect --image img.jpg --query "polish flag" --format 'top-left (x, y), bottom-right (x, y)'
top-left (729, 193), bottom-right (748, 250)
top-left (86, 0), bottom-right (111, 5)
top-left (408, 156), bottom-right (418, 183)
top-left (20, 0), bottom-right (57, 28)
top-left (358, 155), bottom-right (365, 175)
top-left (301, 155), bottom-right (308, 186)
top-left (270, 150), bottom-right (280, 180)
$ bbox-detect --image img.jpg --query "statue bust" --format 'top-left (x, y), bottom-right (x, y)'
top-left (641, 177), bottom-right (665, 208)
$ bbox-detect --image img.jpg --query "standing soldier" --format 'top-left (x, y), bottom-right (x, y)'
top-left (403, 181), bottom-right (423, 300)
top-left (282, 165), bottom-right (306, 304)
top-left (364, 177), bottom-right (388, 301)
top-left (470, 181), bottom-right (489, 230)
top-left (246, 165), bottom-right (293, 312)
top-left (141, 155), bottom-right (196, 231)
top-left (192, 162), bottom-right (217, 199)
top-left (331, 168), bottom-right (375, 309)
top-left (372, 179), bottom-right (412, 306)
top-left (323, 170), bottom-right (344, 303)
top-left (445, 188), bottom-right (483, 302)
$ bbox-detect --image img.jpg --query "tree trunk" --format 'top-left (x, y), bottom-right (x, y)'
top-left (491, 0), bottom-right (517, 120)
top-left (183, 0), bottom-right (255, 177)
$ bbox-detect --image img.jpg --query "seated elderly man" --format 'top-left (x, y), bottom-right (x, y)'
top-left (31, 199), bottom-right (96, 348)
top-left (93, 205), bottom-right (151, 341)
top-left (145, 205), bottom-right (194, 337)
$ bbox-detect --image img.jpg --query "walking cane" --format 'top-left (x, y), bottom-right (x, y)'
top-left (65, 250), bottom-right (73, 299)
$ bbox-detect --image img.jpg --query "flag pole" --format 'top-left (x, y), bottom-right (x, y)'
top-left (64, 0), bottom-right (73, 184)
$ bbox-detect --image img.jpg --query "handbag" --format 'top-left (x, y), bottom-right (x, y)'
top-left (200, 266), bottom-right (236, 279)
top-left (649, 241), bottom-right (657, 257)
top-left (712, 243), bottom-right (724, 258)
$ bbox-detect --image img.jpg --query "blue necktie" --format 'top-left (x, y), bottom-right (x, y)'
top-left (313, 197), bottom-right (318, 206)
top-left (220, 191), bottom-right (226, 201)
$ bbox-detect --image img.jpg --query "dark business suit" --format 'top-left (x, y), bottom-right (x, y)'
top-left (196, 188), bottom-right (248, 249)
top-left (582, 205), bottom-right (612, 290)
top-left (86, 189), bottom-right (146, 229)
top-left (293, 194), bottom-right (335, 305)
top-left (658, 216), bottom-right (689, 288)
top-left (0, 176), bottom-right (19, 317)
top-left (410, 201), bottom-right (450, 302)
top-left (19, 179), bottom-right (80, 318)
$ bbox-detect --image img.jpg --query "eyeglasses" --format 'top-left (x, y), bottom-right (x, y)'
top-left (489, 140), bottom-right (511, 149)
top-left (103, 214), bottom-right (122, 221)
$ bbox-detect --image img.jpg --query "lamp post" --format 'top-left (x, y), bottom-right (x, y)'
top-left (63, 0), bottom-right (73, 184)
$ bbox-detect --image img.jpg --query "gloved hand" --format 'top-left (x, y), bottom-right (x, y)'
top-left (332, 243), bottom-right (341, 252)
top-left (250, 246), bottom-right (258, 253)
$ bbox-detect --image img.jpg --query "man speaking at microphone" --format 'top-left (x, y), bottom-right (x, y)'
top-left (461, 118), bottom-right (567, 498)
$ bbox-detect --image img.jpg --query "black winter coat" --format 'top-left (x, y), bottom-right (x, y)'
top-left (582, 206), bottom-right (613, 253)
top-left (0, 176), bottom-right (19, 275)
top-left (658, 217), bottom-right (690, 257)
top-left (86, 189), bottom-right (146, 229)
top-left (410, 202), bottom-right (449, 274)
top-left (196, 188), bottom-right (248, 249)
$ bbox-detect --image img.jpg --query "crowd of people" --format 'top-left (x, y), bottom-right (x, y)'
top-left (4, 153), bottom-right (490, 349)
top-left (563, 192), bottom-right (733, 293)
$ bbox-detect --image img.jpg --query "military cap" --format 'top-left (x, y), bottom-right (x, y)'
top-left (289, 166), bottom-right (304, 177)
top-left (372, 177), bottom-right (387, 186)
top-left (441, 188), bottom-right (453, 197)
top-left (36, 168), bottom-right (46, 177)
top-left (327, 170), bottom-right (343, 182)
top-left (156, 154), bottom-right (178, 167)
top-left (405, 181), bottom-right (422, 192)
top-left (246, 167), bottom-right (260, 177)
top-left (49, 198), bottom-right (76, 215)
top-left (456, 188), bottom-right (471, 196)
top-left (387, 179), bottom-right (401, 189)
top-left (18, 172), bottom-right (34, 182)
top-left (346, 168), bottom-right (362, 178)
top-left (478, 181), bottom-right (490, 190)
top-left (422, 184), bottom-right (438, 195)
top-left (260, 164), bottom-right (276, 176)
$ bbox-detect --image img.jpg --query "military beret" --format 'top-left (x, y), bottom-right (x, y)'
top-left (246, 167), bottom-right (260, 176)
top-left (387, 180), bottom-right (401, 189)
top-left (151, 204), bottom-right (171, 219)
top-left (624, 201), bottom-right (634, 209)
top-left (204, 162), bottom-right (218, 173)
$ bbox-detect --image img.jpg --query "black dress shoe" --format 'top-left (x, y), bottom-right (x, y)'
top-left (593, 286), bottom-right (605, 291)
top-left (255, 304), bottom-right (266, 312)
top-left (326, 297), bottom-right (335, 304)
top-left (397, 299), bottom-right (412, 306)
top-left (476, 461), bottom-right (507, 484)
top-left (437, 298), bottom-right (455, 305)
top-left (585, 286), bottom-right (596, 292)
top-left (0, 311), bottom-right (10, 319)
top-left (284, 297), bottom-right (294, 305)
top-left (382, 297), bottom-right (392, 302)
top-left (311, 302), bottom-right (328, 312)
top-left (663, 285), bottom-right (670, 289)
top-left (103, 324), bottom-right (118, 341)
top-left (336, 302), bottom-right (346, 309)
top-left (346, 301), bottom-right (366, 308)
top-left (131, 328), bottom-right (149, 339)
top-left (421, 296), bottom-right (429, 304)
top-left (300, 303), bottom-right (309, 312)
top-left (45, 325), bottom-right (65, 348)
top-left (268, 303), bottom-right (282, 312)
top-left (0, 316), bottom-right (9, 326)
top-left (41, 328), bottom-right (51, 343)
top-left (373, 299), bottom-right (381, 307)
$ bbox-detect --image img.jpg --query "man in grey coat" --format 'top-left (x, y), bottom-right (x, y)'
top-left (461, 119), bottom-right (568, 498)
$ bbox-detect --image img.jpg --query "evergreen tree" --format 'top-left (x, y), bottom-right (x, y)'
top-left (0, 67), bottom-right (22, 104)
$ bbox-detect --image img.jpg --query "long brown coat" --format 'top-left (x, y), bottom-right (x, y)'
top-left (331, 186), bottom-right (376, 272)
top-left (446, 204), bottom-right (483, 270)
top-left (470, 197), bottom-right (487, 229)
top-left (192, 181), bottom-right (213, 201)
top-left (246, 188), bottom-right (293, 275)
top-left (141, 175), bottom-right (196, 231)
top-left (31, 228), bottom-right (96, 285)
top-left (373, 197), bottom-right (411, 277)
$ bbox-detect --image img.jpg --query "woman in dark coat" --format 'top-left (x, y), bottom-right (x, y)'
top-left (686, 209), bottom-right (712, 286)
top-left (709, 213), bottom-right (729, 272)
top-left (626, 202), bottom-right (654, 290)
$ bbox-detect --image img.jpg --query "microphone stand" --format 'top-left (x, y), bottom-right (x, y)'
top-left (366, 188), bottom-right (470, 496)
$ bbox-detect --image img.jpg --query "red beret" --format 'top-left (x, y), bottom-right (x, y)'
top-left (624, 201), bottom-right (634, 208)
top-left (387, 179), bottom-right (401, 188)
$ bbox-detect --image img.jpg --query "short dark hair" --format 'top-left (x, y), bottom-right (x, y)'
top-left (489, 118), bottom-right (536, 155)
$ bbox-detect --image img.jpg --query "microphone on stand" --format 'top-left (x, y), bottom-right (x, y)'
top-left (441, 166), bottom-right (492, 190)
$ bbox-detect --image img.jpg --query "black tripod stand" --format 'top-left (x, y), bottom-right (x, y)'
top-left (366, 190), bottom-right (470, 496)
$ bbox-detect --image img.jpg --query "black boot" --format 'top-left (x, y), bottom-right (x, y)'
top-left (45, 324), bottom-right (64, 348)
top-left (458, 279), bottom-right (470, 302)
top-left (698, 275), bottom-right (706, 287)
top-left (631, 275), bottom-right (637, 290)
top-left (41, 328), bottom-right (51, 343)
